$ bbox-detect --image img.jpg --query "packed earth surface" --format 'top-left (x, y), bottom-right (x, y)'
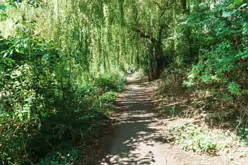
top-left (1, 1), bottom-right (248, 164)
top-left (85, 75), bottom-right (248, 165)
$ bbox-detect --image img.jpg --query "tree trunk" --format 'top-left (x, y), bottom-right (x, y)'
top-left (181, 0), bottom-right (187, 10)
top-left (153, 41), bottom-right (162, 79)
top-left (148, 44), bottom-right (154, 81)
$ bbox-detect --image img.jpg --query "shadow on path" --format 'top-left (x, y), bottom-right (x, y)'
top-left (84, 75), bottom-right (248, 165)
top-left (99, 75), bottom-right (168, 165)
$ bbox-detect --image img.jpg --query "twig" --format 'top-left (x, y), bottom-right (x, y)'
top-left (152, 0), bottom-right (176, 17)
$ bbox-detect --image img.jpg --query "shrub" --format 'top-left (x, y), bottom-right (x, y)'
top-left (160, 66), bottom-right (187, 96)
top-left (169, 124), bottom-right (232, 154)
top-left (0, 71), bottom-right (125, 164)
top-left (94, 73), bottom-right (126, 92)
top-left (38, 149), bottom-right (79, 165)
top-left (96, 92), bottom-right (118, 117)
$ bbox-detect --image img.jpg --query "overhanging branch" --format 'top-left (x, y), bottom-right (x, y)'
top-left (132, 27), bottom-right (157, 43)
top-left (152, 0), bottom-right (176, 17)
top-left (152, 0), bottom-right (163, 10)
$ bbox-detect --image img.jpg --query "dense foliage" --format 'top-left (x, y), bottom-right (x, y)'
top-left (184, 1), bottom-right (248, 98)
top-left (0, 0), bottom-right (247, 164)
top-left (169, 124), bottom-right (232, 154)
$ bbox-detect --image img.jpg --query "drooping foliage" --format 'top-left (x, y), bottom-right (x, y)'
top-left (0, 0), bottom-right (248, 164)
top-left (0, 1), bottom-right (130, 164)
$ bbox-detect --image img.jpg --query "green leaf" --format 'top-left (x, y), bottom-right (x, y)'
top-left (222, 11), bottom-right (233, 17)
top-left (3, 52), bottom-right (8, 58)
top-left (228, 82), bottom-right (242, 95)
top-left (234, 0), bottom-right (244, 6)
top-left (24, 39), bottom-right (29, 49)
top-left (15, 48), bottom-right (24, 54)
top-left (227, 0), bottom-right (244, 9)
top-left (42, 54), bottom-right (49, 59)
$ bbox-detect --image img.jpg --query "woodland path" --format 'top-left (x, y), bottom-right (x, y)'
top-left (100, 75), bottom-right (178, 165)
top-left (97, 75), bottom-right (243, 165)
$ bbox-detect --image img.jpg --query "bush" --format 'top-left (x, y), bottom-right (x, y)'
top-left (96, 92), bottom-right (118, 117)
top-left (185, 43), bottom-right (248, 98)
top-left (38, 149), bottom-right (79, 165)
top-left (169, 124), bottom-right (232, 154)
top-left (160, 66), bottom-right (188, 96)
top-left (0, 70), bottom-right (125, 164)
top-left (94, 73), bottom-right (126, 92)
top-left (99, 92), bottom-right (118, 105)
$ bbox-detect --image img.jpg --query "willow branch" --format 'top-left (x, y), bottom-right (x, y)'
top-left (152, 0), bottom-right (177, 17)
top-left (152, 0), bottom-right (163, 10)
top-left (160, 1), bottom-right (176, 17)
top-left (132, 27), bottom-right (157, 43)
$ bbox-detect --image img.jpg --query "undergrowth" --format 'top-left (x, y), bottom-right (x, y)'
top-left (38, 149), bottom-right (79, 165)
top-left (169, 124), bottom-right (233, 154)
top-left (0, 71), bottom-right (126, 165)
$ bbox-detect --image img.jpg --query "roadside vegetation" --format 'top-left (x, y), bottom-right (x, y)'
top-left (0, 0), bottom-right (247, 164)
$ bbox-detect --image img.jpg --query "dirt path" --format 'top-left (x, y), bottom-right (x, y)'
top-left (100, 76), bottom-right (173, 165)
top-left (97, 75), bottom-right (247, 165)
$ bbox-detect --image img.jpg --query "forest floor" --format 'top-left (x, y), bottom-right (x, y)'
top-left (84, 75), bottom-right (248, 165)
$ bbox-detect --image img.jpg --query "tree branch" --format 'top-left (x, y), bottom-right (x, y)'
top-left (152, 0), bottom-right (163, 10)
top-left (132, 27), bottom-right (157, 43)
top-left (160, 1), bottom-right (176, 17)
top-left (152, 0), bottom-right (177, 17)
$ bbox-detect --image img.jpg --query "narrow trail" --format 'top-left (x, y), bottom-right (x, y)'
top-left (97, 75), bottom-right (247, 165)
top-left (100, 75), bottom-right (170, 165)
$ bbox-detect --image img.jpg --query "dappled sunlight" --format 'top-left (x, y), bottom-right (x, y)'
top-left (1, 0), bottom-right (247, 164)
top-left (97, 75), bottom-right (248, 165)
top-left (100, 76), bottom-right (168, 165)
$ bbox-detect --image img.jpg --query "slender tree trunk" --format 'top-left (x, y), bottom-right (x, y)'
top-left (153, 22), bottom-right (164, 79)
top-left (147, 43), bottom-right (154, 80)
top-left (182, 0), bottom-right (193, 58)
top-left (152, 41), bottom-right (158, 79)
top-left (154, 42), bottom-right (163, 79)
top-left (103, 52), bottom-right (107, 72)
top-left (181, 0), bottom-right (187, 10)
